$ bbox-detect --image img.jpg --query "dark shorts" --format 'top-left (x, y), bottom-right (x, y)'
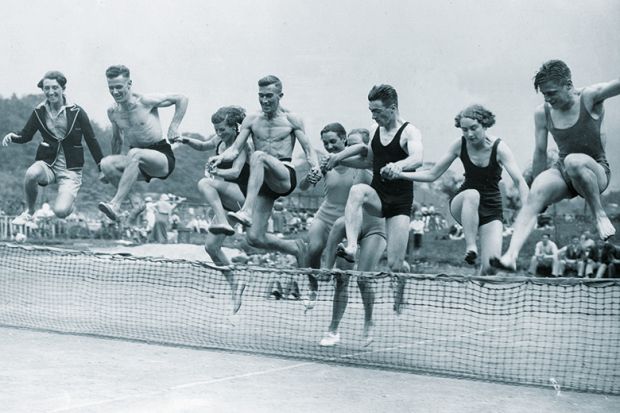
top-left (224, 163), bottom-right (250, 198)
top-left (450, 188), bottom-right (503, 227)
top-left (553, 158), bottom-right (611, 198)
top-left (258, 162), bottom-right (297, 200)
top-left (133, 140), bottom-right (175, 183)
top-left (371, 179), bottom-right (413, 218)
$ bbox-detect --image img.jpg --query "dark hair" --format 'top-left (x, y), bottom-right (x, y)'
top-left (320, 122), bottom-right (347, 140)
top-left (105, 65), bottom-right (131, 79)
top-left (454, 104), bottom-right (496, 128)
top-left (534, 60), bottom-right (572, 92)
top-left (348, 128), bottom-right (370, 144)
top-left (211, 106), bottom-right (246, 128)
top-left (368, 84), bottom-right (398, 107)
top-left (37, 71), bottom-right (67, 89)
top-left (258, 75), bottom-right (282, 93)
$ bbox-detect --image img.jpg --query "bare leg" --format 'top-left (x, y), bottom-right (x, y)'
top-left (385, 215), bottom-right (411, 314)
top-left (23, 163), bottom-right (51, 214)
top-left (494, 169), bottom-right (570, 271)
top-left (205, 232), bottom-right (243, 313)
top-left (450, 190), bottom-right (480, 263)
top-left (478, 220), bottom-right (503, 275)
top-left (563, 154), bottom-right (614, 240)
top-left (110, 148), bottom-right (168, 207)
top-left (234, 151), bottom-right (293, 222)
top-left (342, 184), bottom-right (382, 259)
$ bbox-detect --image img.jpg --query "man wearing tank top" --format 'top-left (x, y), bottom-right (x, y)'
top-left (492, 60), bottom-right (620, 272)
top-left (328, 84), bottom-right (423, 313)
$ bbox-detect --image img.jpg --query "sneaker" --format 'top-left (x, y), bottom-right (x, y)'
top-left (11, 211), bottom-right (34, 226)
top-left (319, 332), bottom-right (340, 347)
top-left (98, 202), bottom-right (120, 222)
top-left (227, 210), bottom-right (252, 227)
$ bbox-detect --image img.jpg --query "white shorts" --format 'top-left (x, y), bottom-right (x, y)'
top-left (35, 160), bottom-right (82, 199)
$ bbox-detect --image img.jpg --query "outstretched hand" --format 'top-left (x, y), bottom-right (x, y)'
top-left (2, 133), bottom-right (18, 147)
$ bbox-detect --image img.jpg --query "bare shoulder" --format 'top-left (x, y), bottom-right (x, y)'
top-left (534, 104), bottom-right (547, 124)
top-left (285, 111), bottom-right (305, 129)
top-left (403, 122), bottom-right (422, 139)
top-left (107, 105), bottom-right (119, 121)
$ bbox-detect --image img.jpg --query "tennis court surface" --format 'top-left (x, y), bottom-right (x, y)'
top-left (1, 242), bottom-right (619, 412)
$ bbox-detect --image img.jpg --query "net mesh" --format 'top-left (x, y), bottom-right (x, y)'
top-left (1, 242), bottom-right (619, 394)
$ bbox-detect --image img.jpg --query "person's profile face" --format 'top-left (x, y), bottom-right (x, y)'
top-left (258, 84), bottom-right (282, 114)
top-left (107, 75), bottom-right (131, 103)
top-left (459, 117), bottom-right (486, 144)
top-left (539, 80), bottom-right (571, 109)
top-left (42, 79), bottom-right (63, 105)
top-left (321, 131), bottom-right (346, 153)
top-left (369, 100), bottom-right (394, 127)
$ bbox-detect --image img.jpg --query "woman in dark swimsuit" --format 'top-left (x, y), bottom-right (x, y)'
top-left (392, 105), bottom-right (528, 275)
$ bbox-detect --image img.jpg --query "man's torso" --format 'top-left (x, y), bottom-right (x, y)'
top-left (110, 97), bottom-right (163, 147)
top-left (250, 111), bottom-right (296, 159)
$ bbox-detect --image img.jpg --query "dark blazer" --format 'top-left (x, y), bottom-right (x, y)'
top-left (13, 102), bottom-right (104, 170)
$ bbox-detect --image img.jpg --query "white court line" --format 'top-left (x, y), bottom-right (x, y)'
top-left (49, 327), bottom-right (504, 412)
top-left (49, 362), bottom-right (313, 412)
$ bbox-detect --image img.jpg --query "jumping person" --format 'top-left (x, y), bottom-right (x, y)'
top-left (390, 105), bottom-right (528, 275)
top-left (492, 60), bottom-right (619, 271)
top-left (2, 70), bottom-right (103, 224)
top-left (318, 129), bottom-right (387, 346)
top-left (98, 65), bottom-right (188, 221)
top-left (208, 75), bottom-right (320, 266)
top-left (300, 123), bottom-right (363, 310)
top-left (174, 106), bottom-right (250, 312)
top-left (329, 84), bottom-right (423, 313)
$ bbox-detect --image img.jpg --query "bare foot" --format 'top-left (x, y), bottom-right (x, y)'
top-left (363, 322), bottom-right (374, 347)
top-left (596, 215), bottom-right (616, 241)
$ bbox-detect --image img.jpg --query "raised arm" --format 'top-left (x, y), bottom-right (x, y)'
top-left (325, 143), bottom-right (369, 170)
top-left (209, 116), bottom-right (253, 167)
top-left (3, 111), bottom-right (39, 146)
top-left (588, 78), bottom-right (620, 104)
top-left (497, 140), bottom-right (529, 206)
top-left (142, 93), bottom-right (189, 141)
top-left (176, 134), bottom-right (218, 151)
top-left (395, 139), bottom-right (459, 182)
top-left (213, 146), bottom-right (249, 180)
top-left (532, 107), bottom-right (549, 179)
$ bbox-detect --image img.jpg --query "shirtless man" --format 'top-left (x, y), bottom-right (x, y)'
top-left (329, 84), bottom-right (423, 313)
top-left (208, 75), bottom-right (320, 264)
top-left (492, 60), bottom-right (619, 271)
top-left (97, 65), bottom-right (189, 221)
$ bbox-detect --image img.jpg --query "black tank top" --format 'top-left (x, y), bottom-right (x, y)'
top-left (459, 137), bottom-right (502, 195)
top-left (370, 122), bottom-right (414, 203)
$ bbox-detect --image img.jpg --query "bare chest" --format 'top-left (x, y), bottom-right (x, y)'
top-left (252, 117), bottom-right (295, 142)
top-left (112, 106), bottom-right (160, 131)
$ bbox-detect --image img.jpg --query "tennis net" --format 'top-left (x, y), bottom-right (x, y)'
top-left (0, 242), bottom-right (618, 394)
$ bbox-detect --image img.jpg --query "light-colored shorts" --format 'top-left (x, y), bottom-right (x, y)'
top-left (35, 160), bottom-right (82, 199)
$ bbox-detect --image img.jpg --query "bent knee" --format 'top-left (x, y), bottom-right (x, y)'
top-left (53, 205), bottom-right (73, 218)
top-left (249, 150), bottom-right (268, 165)
top-left (461, 189), bottom-right (481, 204)
top-left (348, 184), bottom-right (370, 202)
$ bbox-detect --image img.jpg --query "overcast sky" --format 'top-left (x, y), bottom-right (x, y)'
top-left (3, 0), bottom-right (619, 188)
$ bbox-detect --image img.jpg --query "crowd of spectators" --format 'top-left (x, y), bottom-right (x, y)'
top-left (529, 230), bottom-right (619, 278)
